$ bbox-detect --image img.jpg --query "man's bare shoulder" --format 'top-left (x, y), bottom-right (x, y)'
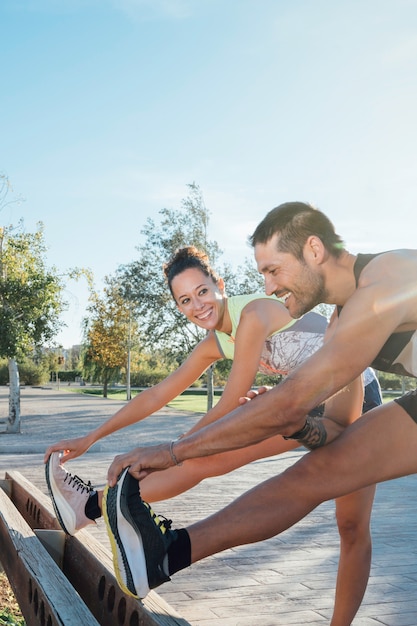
top-left (357, 249), bottom-right (417, 287)
top-left (352, 250), bottom-right (417, 329)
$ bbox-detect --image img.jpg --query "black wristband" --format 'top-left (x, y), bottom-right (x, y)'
top-left (283, 418), bottom-right (310, 441)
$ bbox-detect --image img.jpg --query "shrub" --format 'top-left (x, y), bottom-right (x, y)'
top-left (130, 363), bottom-right (172, 387)
top-left (19, 361), bottom-right (49, 385)
top-left (376, 372), bottom-right (414, 391)
top-left (0, 361), bottom-right (8, 385)
top-left (0, 359), bottom-right (49, 386)
top-left (52, 370), bottom-right (83, 383)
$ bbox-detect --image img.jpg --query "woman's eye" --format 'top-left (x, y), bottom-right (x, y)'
top-left (181, 298), bottom-right (190, 305)
top-left (199, 288), bottom-right (208, 296)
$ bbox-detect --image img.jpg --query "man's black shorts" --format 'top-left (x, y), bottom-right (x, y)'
top-left (395, 389), bottom-right (417, 423)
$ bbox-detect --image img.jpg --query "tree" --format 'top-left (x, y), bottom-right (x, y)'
top-left (116, 183), bottom-right (262, 409)
top-left (82, 276), bottom-right (139, 398)
top-left (118, 183), bottom-right (222, 355)
top-left (223, 257), bottom-right (264, 296)
top-left (116, 183), bottom-right (224, 408)
top-left (0, 222), bottom-right (66, 432)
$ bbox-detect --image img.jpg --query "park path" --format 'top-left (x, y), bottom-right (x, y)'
top-left (1, 386), bottom-right (417, 625)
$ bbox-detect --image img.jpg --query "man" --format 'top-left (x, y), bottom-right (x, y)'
top-left (103, 201), bottom-right (417, 602)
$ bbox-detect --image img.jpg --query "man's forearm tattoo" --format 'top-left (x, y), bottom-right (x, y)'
top-left (283, 415), bottom-right (327, 449)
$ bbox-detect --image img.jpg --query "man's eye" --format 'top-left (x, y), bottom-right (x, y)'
top-left (181, 298), bottom-right (190, 305)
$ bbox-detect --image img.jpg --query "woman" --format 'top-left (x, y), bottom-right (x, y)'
top-left (45, 246), bottom-right (380, 626)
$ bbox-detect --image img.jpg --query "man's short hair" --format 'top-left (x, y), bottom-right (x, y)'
top-left (249, 201), bottom-right (345, 260)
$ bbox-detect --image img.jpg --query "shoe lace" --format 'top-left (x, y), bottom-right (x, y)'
top-left (144, 502), bottom-right (172, 535)
top-left (64, 471), bottom-right (94, 494)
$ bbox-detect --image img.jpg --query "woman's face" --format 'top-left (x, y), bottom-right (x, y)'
top-left (171, 267), bottom-right (226, 331)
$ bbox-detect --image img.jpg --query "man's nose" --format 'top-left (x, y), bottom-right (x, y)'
top-left (264, 276), bottom-right (277, 296)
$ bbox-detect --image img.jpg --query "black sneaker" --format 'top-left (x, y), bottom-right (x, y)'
top-left (103, 467), bottom-right (177, 599)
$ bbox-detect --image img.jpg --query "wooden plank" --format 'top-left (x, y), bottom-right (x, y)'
top-left (63, 528), bottom-right (191, 626)
top-left (5, 470), bottom-right (62, 531)
top-left (0, 486), bottom-right (99, 626)
top-left (4, 471), bottom-right (191, 626)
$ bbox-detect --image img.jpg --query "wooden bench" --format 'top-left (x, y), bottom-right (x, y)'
top-left (0, 471), bottom-right (191, 626)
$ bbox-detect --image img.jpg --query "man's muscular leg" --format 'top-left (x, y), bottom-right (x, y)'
top-left (188, 401), bottom-right (417, 564)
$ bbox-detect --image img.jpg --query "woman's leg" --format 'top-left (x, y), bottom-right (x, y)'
top-left (331, 485), bottom-right (375, 626)
top-left (95, 434), bottom-right (298, 508)
top-left (139, 435), bottom-right (299, 501)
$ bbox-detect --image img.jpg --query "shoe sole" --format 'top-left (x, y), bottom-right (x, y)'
top-left (103, 468), bottom-right (150, 599)
top-left (45, 455), bottom-right (74, 535)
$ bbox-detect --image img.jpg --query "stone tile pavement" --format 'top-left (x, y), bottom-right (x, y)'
top-left (1, 386), bottom-right (417, 625)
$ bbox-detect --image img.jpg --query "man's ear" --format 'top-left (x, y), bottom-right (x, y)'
top-left (305, 235), bottom-right (326, 264)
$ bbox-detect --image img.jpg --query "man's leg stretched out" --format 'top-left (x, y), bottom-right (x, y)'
top-left (102, 401), bottom-right (417, 599)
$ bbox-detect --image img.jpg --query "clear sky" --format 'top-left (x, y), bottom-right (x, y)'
top-left (2, 0), bottom-right (417, 347)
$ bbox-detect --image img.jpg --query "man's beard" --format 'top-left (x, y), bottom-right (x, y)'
top-left (290, 267), bottom-right (328, 318)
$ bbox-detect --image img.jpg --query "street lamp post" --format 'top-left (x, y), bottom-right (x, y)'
top-left (126, 305), bottom-right (132, 401)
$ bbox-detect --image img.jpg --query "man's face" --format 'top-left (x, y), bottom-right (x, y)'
top-left (254, 234), bottom-right (327, 318)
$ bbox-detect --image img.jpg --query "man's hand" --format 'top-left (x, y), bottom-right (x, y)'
top-left (238, 385), bottom-right (272, 405)
top-left (107, 443), bottom-right (174, 486)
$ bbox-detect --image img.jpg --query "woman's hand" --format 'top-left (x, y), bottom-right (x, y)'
top-left (43, 435), bottom-right (94, 463)
top-left (238, 385), bottom-right (272, 405)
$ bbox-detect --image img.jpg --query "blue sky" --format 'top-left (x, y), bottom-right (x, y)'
top-left (2, 0), bottom-right (417, 347)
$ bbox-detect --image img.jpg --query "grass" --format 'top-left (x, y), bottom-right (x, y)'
top-left (167, 393), bottom-right (219, 413)
top-left (0, 574), bottom-right (24, 625)
top-left (71, 385), bottom-right (398, 410)
top-left (69, 386), bottom-right (220, 413)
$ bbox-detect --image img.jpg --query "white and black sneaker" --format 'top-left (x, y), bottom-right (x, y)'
top-left (103, 467), bottom-right (177, 599)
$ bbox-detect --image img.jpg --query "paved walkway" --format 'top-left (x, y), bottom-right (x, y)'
top-left (1, 386), bottom-right (417, 626)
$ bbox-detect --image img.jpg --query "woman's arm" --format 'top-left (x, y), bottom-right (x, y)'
top-left (44, 333), bottom-right (222, 462)
top-left (186, 299), bottom-right (292, 435)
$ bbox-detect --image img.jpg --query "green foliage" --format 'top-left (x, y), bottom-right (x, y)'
top-left (0, 570), bottom-right (25, 625)
top-left (18, 360), bottom-right (48, 385)
top-left (377, 372), bottom-right (414, 391)
top-left (0, 356), bottom-right (50, 385)
top-left (116, 183), bottom-right (259, 360)
top-left (0, 223), bottom-right (66, 359)
top-left (64, 345), bottom-right (82, 370)
top-left (82, 277), bottom-right (139, 392)
top-left (130, 365), bottom-right (171, 387)
top-left (81, 348), bottom-right (121, 386)
top-left (129, 349), bottom-right (175, 387)
top-left (223, 257), bottom-right (264, 296)
top-left (255, 372), bottom-right (283, 386)
top-left (211, 358), bottom-right (232, 386)
top-left (0, 360), bottom-right (8, 384)
top-left (116, 183), bottom-right (219, 357)
top-left (0, 608), bottom-right (25, 625)
top-left (54, 370), bottom-right (82, 382)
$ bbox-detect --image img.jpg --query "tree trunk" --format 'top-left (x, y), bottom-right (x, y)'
top-left (103, 375), bottom-right (108, 398)
top-left (7, 358), bottom-right (20, 433)
top-left (206, 364), bottom-right (214, 411)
